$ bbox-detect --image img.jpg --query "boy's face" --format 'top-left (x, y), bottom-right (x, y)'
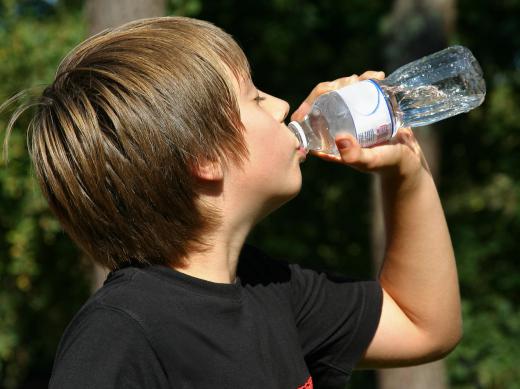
top-left (228, 75), bottom-right (306, 221)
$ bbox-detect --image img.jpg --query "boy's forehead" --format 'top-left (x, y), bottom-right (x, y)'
top-left (230, 73), bottom-right (254, 97)
top-left (221, 61), bottom-right (253, 98)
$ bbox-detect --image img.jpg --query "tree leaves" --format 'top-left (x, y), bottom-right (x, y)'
top-left (0, 5), bottom-right (90, 387)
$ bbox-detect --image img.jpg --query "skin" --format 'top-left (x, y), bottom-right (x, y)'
top-left (176, 70), bottom-right (462, 368)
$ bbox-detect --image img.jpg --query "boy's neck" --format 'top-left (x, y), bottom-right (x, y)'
top-left (171, 220), bottom-right (252, 284)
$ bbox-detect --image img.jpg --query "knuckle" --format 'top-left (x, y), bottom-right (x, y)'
top-left (365, 160), bottom-right (378, 171)
top-left (315, 82), bottom-right (332, 94)
top-left (329, 80), bottom-right (339, 89)
top-left (398, 127), bottom-right (413, 136)
top-left (360, 70), bottom-right (385, 80)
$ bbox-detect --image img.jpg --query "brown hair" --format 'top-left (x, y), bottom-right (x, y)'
top-left (1, 16), bottom-right (251, 270)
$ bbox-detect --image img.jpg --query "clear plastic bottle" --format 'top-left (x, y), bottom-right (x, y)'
top-left (288, 45), bottom-right (486, 155)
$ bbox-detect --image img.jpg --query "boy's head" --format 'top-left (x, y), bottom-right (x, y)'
top-left (4, 16), bottom-right (257, 270)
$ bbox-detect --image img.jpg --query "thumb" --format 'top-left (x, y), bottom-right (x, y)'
top-left (335, 134), bottom-right (363, 165)
top-left (290, 101), bottom-right (311, 122)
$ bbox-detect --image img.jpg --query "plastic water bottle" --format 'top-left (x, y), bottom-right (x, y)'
top-left (288, 45), bottom-right (486, 155)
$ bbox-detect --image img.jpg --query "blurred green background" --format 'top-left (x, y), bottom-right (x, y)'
top-left (1, 0), bottom-right (519, 388)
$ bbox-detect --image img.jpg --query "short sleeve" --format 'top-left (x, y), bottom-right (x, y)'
top-left (49, 304), bottom-right (169, 389)
top-left (289, 263), bottom-right (383, 387)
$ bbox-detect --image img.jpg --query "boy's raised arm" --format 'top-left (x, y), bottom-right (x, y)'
top-left (351, 133), bottom-right (462, 368)
top-left (291, 71), bottom-right (462, 368)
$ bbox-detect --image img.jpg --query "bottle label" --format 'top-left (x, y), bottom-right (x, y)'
top-left (336, 79), bottom-right (394, 147)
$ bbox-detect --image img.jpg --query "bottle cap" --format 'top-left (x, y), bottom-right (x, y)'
top-left (288, 121), bottom-right (308, 151)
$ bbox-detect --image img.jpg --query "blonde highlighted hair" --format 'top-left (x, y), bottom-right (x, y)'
top-left (2, 16), bottom-right (251, 270)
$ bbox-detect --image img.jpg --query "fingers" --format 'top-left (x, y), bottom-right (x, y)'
top-left (333, 133), bottom-right (403, 173)
top-left (327, 75), bottom-right (360, 91)
top-left (291, 70), bottom-right (386, 121)
top-left (313, 125), bottom-right (427, 182)
top-left (335, 134), bottom-right (379, 171)
top-left (393, 127), bottom-right (432, 175)
top-left (291, 76), bottom-right (359, 121)
top-left (393, 127), bottom-right (421, 156)
top-left (311, 126), bottom-right (427, 179)
top-left (359, 70), bottom-right (385, 81)
top-left (290, 101), bottom-right (313, 122)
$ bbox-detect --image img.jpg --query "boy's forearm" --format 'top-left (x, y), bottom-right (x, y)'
top-left (378, 169), bottom-right (462, 348)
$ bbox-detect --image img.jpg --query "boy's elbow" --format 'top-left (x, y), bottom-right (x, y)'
top-left (444, 320), bottom-right (463, 355)
top-left (428, 318), bottom-right (463, 361)
top-left (438, 331), bottom-right (462, 361)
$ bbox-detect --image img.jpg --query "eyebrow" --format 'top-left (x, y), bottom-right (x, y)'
top-left (245, 80), bottom-right (256, 97)
top-left (237, 76), bottom-right (257, 99)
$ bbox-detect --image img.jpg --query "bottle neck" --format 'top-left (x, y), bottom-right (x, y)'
top-left (377, 80), bottom-right (404, 131)
top-left (288, 121), bottom-right (309, 151)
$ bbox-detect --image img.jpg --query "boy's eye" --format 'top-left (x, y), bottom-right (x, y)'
top-left (254, 95), bottom-right (266, 104)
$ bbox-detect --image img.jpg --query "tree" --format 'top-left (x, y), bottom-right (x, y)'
top-left (371, 0), bottom-right (456, 388)
top-left (0, 3), bottom-right (89, 388)
top-left (86, 0), bottom-right (166, 37)
top-left (85, 0), bottom-right (167, 291)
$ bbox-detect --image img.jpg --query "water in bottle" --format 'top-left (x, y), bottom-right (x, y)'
top-left (288, 45), bottom-right (486, 155)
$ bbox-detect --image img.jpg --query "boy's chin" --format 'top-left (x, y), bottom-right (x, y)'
top-left (282, 179), bottom-right (303, 204)
top-left (257, 187), bottom-right (301, 220)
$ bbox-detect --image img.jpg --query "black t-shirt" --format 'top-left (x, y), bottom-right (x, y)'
top-left (49, 245), bottom-right (382, 389)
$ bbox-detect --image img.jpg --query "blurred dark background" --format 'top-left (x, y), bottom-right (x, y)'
top-left (1, 0), bottom-right (519, 388)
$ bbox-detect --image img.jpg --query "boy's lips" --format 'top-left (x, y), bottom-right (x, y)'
top-left (297, 146), bottom-right (307, 162)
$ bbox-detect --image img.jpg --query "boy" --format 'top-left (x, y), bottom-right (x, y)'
top-left (3, 16), bottom-right (461, 388)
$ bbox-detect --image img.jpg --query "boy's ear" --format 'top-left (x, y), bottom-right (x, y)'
top-left (191, 159), bottom-right (224, 181)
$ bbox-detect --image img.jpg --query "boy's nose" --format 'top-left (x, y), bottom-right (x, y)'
top-left (274, 98), bottom-right (290, 123)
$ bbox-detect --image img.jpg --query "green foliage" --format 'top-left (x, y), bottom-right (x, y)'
top-left (0, 0), bottom-right (519, 388)
top-left (0, 4), bottom-right (91, 388)
top-left (447, 300), bottom-right (520, 389)
top-left (439, 1), bottom-right (520, 387)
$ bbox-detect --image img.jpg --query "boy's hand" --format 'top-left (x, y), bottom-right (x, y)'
top-left (292, 71), bottom-right (430, 185)
top-left (291, 71), bottom-right (385, 122)
top-left (322, 128), bottom-right (431, 188)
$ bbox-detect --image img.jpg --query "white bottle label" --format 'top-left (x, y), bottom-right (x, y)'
top-left (336, 79), bottom-right (394, 147)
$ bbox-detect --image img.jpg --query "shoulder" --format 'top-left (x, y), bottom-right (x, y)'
top-left (91, 265), bottom-right (170, 312)
top-left (238, 244), bottom-right (358, 288)
top-left (237, 244), bottom-right (351, 289)
top-left (52, 302), bottom-right (151, 370)
top-left (62, 266), bottom-right (170, 343)
top-left (57, 301), bottom-right (149, 351)
top-left (50, 303), bottom-right (167, 388)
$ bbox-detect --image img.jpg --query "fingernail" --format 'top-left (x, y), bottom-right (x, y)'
top-left (337, 138), bottom-right (352, 150)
